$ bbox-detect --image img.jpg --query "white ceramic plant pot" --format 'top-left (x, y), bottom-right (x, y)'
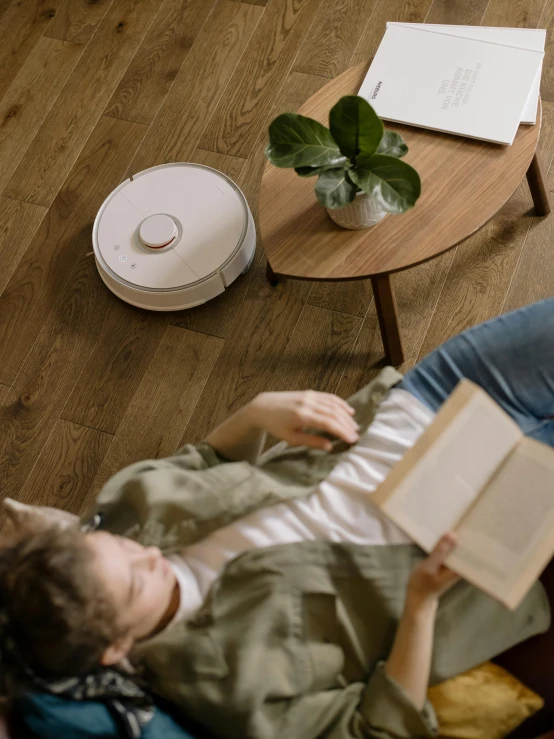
top-left (326, 191), bottom-right (387, 230)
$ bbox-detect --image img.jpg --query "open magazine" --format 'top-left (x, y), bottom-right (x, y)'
top-left (372, 380), bottom-right (554, 610)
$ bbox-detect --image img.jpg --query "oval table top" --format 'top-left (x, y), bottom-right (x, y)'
top-left (259, 62), bottom-right (541, 280)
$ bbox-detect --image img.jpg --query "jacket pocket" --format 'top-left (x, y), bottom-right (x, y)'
top-left (303, 592), bottom-right (341, 643)
top-left (300, 591), bottom-right (345, 692)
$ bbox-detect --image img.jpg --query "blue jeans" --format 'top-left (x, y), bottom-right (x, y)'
top-left (399, 297), bottom-right (554, 446)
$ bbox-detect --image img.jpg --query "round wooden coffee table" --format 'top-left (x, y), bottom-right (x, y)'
top-left (259, 62), bottom-right (551, 365)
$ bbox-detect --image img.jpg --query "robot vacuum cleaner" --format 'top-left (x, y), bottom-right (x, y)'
top-left (92, 163), bottom-right (256, 310)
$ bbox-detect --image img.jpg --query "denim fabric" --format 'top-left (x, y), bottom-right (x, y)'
top-left (399, 297), bottom-right (554, 445)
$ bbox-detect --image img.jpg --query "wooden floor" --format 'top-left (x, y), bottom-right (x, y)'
top-left (1, 0), bottom-right (554, 518)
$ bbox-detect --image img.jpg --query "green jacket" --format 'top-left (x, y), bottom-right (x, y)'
top-left (91, 367), bottom-right (550, 739)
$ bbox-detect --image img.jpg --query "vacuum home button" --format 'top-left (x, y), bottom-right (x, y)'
top-left (139, 214), bottom-right (178, 249)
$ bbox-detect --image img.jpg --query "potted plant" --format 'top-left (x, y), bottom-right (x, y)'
top-left (265, 95), bottom-right (421, 230)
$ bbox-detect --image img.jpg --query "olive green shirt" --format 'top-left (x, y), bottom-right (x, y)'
top-left (91, 367), bottom-right (550, 739)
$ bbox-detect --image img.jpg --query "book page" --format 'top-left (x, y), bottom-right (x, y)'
top-left (448, 437), bottom-right (554, 609)
top-left (375, 381), bottom-right (522, 552)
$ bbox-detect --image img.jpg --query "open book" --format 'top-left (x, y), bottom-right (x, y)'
top-left (372, 380), bottom-right (554, 609)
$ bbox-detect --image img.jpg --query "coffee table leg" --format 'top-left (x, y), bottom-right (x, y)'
top-left (371, 274), bottom-right (404, 366)
top-left (266, 261), bottom-right (279, 286)
top-left (526, 153), bottom-right (552, 216)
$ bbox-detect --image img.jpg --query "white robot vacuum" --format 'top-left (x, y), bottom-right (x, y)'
top-left (92, 163), bottom-right (256, 310)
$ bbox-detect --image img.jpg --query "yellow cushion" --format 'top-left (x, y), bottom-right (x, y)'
top-left (428, 661), bottom-right (544, 739)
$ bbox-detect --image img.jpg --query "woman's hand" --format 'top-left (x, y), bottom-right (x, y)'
top-left (206, 389), bottom-right (358, 464)
top-left (250, 390), bottom-right (359, 450)
top-left (407, 533), bottom-right (460, 609)
top-left (385, 533), bottom-right (460, 709)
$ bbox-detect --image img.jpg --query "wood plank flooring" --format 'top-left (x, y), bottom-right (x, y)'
top-left (0, 0), bottom-right (553, 517)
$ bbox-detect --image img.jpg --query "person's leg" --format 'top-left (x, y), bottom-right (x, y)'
top-left (398, 297), bottom-right (554, 444)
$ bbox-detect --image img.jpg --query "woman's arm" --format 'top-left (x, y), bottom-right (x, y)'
top-left (205, 402), bottom-right (267, 464)
top-left (385, 534), bottom-right (459, 709)
top-left (205, 391), bottom-right (360, 464)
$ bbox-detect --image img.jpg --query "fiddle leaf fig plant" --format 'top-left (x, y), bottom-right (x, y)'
top-left (265, 95), bottom-right (421, 212)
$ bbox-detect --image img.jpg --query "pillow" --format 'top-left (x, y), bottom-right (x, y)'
top-left (3, 498), bottom-right (80, 535)
top-left (428, 661), bottom-right (544, 739)
top-left (16, 692), bottom-right (199, 739)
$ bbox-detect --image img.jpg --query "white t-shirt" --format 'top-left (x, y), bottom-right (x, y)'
top-left (168, 388), bottom-right (435, 623)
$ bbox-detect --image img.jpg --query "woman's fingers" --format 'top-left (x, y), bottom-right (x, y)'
top-left (304, 410), bottom-right (359, 444)
top-left (316, 393), bottom-right (356, 416)
top-left (307, 393), bottom-right (357, 418)
top-left (425, 533), bottom-right (457, 575)
top-left (432, 532), bottom-right (457, 561)
top-left (287, 432), bottom-right (334, 451)
top-left (408, 532), bottom-right (460, 601)
top-left (296, 392), bottom-right (356, 419)
top-left (295, 394), bottom-right (359, 443)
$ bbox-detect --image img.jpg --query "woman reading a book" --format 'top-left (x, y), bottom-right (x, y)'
top-left (2, 298), bottom-right (554, 739)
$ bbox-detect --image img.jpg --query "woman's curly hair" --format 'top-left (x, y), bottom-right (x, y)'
top-left (0, 527), bottom-right (126, 678)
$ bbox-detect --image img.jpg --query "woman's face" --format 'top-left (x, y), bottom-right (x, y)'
top-left (86, 532), bottom-right (179, 648)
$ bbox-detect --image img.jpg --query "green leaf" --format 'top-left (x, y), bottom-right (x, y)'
top-left (315, 168), bottom-right (358, 209)
top-left (266, 113), bottom-right (347, 169)
top-left (295, 163), bottom-right (342, 177)
top-left (376, 131), bottom-right (408, 158)
top-left (329, 96), bottom-right (383, 158)
top-left (351, 154), bottom-right (421, 214)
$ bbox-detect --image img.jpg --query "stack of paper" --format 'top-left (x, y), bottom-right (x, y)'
top-left (358, 23), bottom-right (546, 145)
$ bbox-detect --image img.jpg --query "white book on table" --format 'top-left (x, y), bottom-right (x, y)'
top-left (357, 24), bottom-right (544, 145)
top-left (387, 23), bottom-right (546, 124)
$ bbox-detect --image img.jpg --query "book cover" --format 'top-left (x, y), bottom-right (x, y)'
top-left (387, 23), bottom-right (546, 124)
top-left (358, 25), bottom-right (544, 145)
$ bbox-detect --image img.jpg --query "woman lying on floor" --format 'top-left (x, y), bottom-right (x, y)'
top-left (1, 298), bottom-right (554, 739)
